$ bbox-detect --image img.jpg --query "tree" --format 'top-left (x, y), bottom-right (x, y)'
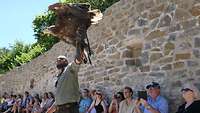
top-left (32, 0), bottom-right (119, 51)
top-left (32, 11), bottom-right (59, 51)
top-left (0, 41), bottom-right (44, 74)
top-left (60, 0), bottom-right (119, 11)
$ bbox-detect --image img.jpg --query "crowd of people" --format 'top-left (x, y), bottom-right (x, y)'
top-left (1, 82), bottom-right (199, 113)
top-left (1, 54), bottom-right (200, 113)
top-left (80, 82), bottom-right (200, 113)
top-left (0, 91), bottom-right (55, 113)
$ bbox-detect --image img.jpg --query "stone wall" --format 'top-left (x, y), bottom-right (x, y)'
top-left (1, 0), bottom-right (200, 112)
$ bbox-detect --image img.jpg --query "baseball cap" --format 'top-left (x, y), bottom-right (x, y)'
top-left (57, 55), bottom-right (67, 60)
top-left (146, 82), bottom-right (160, 89)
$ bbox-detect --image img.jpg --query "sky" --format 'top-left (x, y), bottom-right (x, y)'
top-left (0, 0), bottom-right (58, 48)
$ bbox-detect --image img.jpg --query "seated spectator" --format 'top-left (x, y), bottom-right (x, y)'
top-left (109, 91), bottom-right (124, 113)
top-left (11, 94), bottom-right (23, 113)
top-left (31, 96), bottom-right (41, 113)
top-left (90, 89), bottom-right (97, 100)
top-left (79, 89), bottom-right (92, 113)
top-left (46, 92), bottom-right (55, 109)
top-left (20, 91), bottom-right (33, 113)
top-left (119, 86), bottom-right (136, 113)
top-left (2, 94), bottom-right (16, 113)
top-left (176, 83), bottom-right (200, 113)
top-left (87, 90), bottom-right (107, 113)
top-left (39, 92), bottom-right (50, 113)
top-left (44, 92), bottom-right (55, 113)
top-left (135, 82), bottom-right (168, 113)
top-left (0, 96), bottom-right (3, 104)
top-left (0, 92), bottom-right (9, 112)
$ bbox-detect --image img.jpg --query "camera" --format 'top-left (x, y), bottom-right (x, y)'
top-left (137, 91), bottom-right (147, 100)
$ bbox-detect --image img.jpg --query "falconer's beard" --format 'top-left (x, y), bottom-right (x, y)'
top-left (56, 63), bottom-right (68, 69)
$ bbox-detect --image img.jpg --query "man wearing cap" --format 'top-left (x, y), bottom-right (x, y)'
top-left (46, 55), bottom-right (84, 113)
top-left (135, 82), bottom-right (168, 113)
top-left (176, 83), bottom-right (200, 113)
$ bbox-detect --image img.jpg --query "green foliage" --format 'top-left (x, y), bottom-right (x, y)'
top-left (32, 11), bottom-right (59, 50)
top-left (32, 0), bottom-right (119, 50)
top-left (0, 41), bottom-right (45, 74)
top-left (0, 0), bottom-right (119, 74)
top-left (60, 0), bottom-right (119, 11)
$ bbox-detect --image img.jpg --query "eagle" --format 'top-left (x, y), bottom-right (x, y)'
top-left (44, 3), bottom-right (102, 64)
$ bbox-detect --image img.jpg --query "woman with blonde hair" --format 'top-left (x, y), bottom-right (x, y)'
top-left (87, 90), bottom-right (107, 113)
top-left (176, 82), bottom-right (200, 113)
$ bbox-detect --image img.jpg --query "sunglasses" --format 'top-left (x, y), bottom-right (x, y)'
top-left (96, 92), bottom-right (102, 95)
top-left (57, 58), bottom-right (66, 60)
top-left (181, 88), bottom-right (193, 92)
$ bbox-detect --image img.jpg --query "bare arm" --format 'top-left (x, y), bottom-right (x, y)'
top-left (87, 100), bottom-right (95, 113)
top-left (46, 102), bottom-right (56, 113)
top-left (134, 99), bottom-right (142, 113)
top-left (101, 101), bottom-right (107, 113)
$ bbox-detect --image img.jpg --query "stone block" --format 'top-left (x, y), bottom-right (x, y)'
top-left (132, 48), bottom-right (142, 58)
top-left (183, 27), bottom-right (200, 37)
top-left (195, 69), bottom-right (200, 76)
top-left (168, 33), bottom-right (176, 41)
top-left (158, 15), bottom-right (172, 28)
top-left (180, 19), bottom-right (197, 30)
top-left (105, 46), bottom-right (117, 54)
top-left (175, 53), bottom-right (191, 60)
top-left (194, 37), bottom-right (200, 48)
top-left (187, 60), bottom-right (199, 67)
top-left (144, 43), bottom-right (151, 50)
top-left (125, 59), bottom-right (135, 66)
top-left (175, 8), bottom-right (191, 21)
top-left (108, 52), bottom-right (120, 59)
top-left (103, 76), bottom-right (110, 80)
top-left (173, 62), bottom-right (185, 69)
top-left (108, 68), bottom-right (120, 74)
top-left (157, 57), bottom-right (173, 64)
top-left (136, 0), bottom-right (155, 12)
top-left (193, 49), bottom-right (200, 58)
top-left (135, 59), bottom-right (142, 67)
top-left (121, 50), bottom-right (133, 58)
top-left (137, 18), bottom-right (148, 26)
top-left (127, 28), bottom-right (141, 36)
top-left (141, 51), bottom-right (149, 64)
top-left (166, 3), bottom-right (176, 13)
top-left (151, 47), bottom-right (161, 51)
top-left (139, 65), bottom-right (150, 72)
top-left (177, 41), bottom-right (192, 51)
top-left (171, 81), bottom-right (182, 87)
top-left (149, 72), bottom-right (165, 77)
top-left (161, 64), bottom-right (172, 70)
top-left (96, 45), bottom-right (104, 54)
top-left (143, 27), bottom-right (149, 34)
top-left (94, 78), bottom-right (104, 83)
top-left (148, 12), bottom-right (161, 20)
top-left (150, 19), bottom-right (159, 29)
top-left (164, 42), bottom-right (175, 55)
top-left (145, 30), bottom-right (166, 40)
top-left (150, 53), bottom-right (163, 62)
top-left (87, 76), bottom-right (94, 81)
top-left (151, 3), bottom-right (165, 12)
top-left (169, 24), bottom-right (181, 33)
top-left (108, 38), bottom-right (119, 45)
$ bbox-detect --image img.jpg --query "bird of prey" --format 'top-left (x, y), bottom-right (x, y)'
top-left (44, 3), bottom-right (103, 64)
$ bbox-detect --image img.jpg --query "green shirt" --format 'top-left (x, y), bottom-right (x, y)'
top-left (55, 61), bottom-right (80, 105)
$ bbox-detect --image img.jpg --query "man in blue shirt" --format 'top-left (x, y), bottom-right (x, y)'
top-left (79, 89), bottom-right (92, 113)
top-left (135, 82), bottom-right (168, 113)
